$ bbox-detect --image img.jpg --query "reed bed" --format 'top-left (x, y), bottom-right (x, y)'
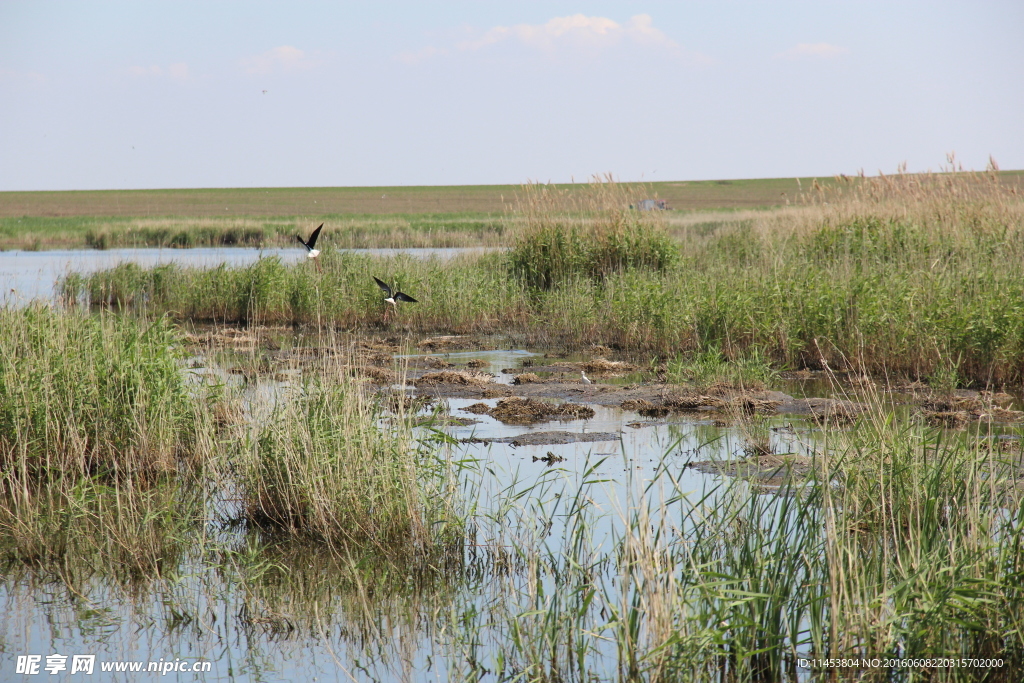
top-left (237, 354), bottom-right (466, 559)
top-left (450, 404), bottom-right (1024, 681)
top-left (0, 305), bottom-right (212, 482)
top-left (0, 213), bottom-right (510, 250)
top-left (64, 171), bottom-right (1024, 385)
top-left (0, 306), bottom-right (215, 586)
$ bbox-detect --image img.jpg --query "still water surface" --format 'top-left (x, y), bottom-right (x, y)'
top-left (0, 247), bottom-right (492, 303)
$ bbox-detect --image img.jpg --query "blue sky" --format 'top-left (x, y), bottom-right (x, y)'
top-left (1, 1), bottom-right (1022, 190)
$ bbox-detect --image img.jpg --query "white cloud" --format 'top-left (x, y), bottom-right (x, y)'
top-left (240, 46), bottom-right (320, 75)
top-left (775, 43), bottom-right (848, 60)
top-left (458, 14), bottom-right (623, 51)
top-left (398, 14), bottom-right (710, 64)
top-left (167, 62), bottom-right (189, 81)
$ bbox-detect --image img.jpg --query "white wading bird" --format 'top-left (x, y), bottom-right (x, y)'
top-left (581, 370), bottom-right (592, 385)
top-left (373, 276), bottom-right (418, 322)
top-left (296, 223), bottom-right (324, 271)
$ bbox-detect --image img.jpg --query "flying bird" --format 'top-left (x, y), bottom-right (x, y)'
top-left (297, 223), bottom-right (324, 271)
top-left (373, 276), bottom-right (418, 322)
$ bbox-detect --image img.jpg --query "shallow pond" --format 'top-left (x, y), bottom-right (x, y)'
top-left (2, 327), bottom-right (1020, 680)
top-left (0, 337), bottom-right (835, 682)
top-left (0, 246), bottom-right (496, 303)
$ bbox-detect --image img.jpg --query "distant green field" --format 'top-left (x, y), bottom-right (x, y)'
top-left (0, 177), bottom-right (821, 218)
top-left (2, 171), bottom-right (1021, 249)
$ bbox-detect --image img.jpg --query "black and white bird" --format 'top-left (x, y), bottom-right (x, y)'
top-left (296, 223), bottom-right (324, 270)
top-left (373, 276), bottom-right (418, 321)
top-left (580, 370), bottom-right (593, 385)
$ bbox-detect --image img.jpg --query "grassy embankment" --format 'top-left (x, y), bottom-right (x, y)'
top-left (67, 169), bottom-right (1024, 385)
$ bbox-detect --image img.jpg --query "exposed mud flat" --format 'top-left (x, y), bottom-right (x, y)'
top-left (417, 335), bottom-right (496, 352)
top-left (415, 370), bottom-right (495, 388)
top-left (501, 358), bottom-right (639, 378)
top-left (461, 396), bottom-right (596, 425)
top-left (421, 369), bottom-right (870, 423)
top-left (461, 430), bottom-right (620, 446)
top-left (919, 392), bottom-right (1024, 427)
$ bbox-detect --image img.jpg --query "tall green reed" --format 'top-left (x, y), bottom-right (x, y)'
top-left (0, 305), bottom-right (212, 481)
top-left (64, 170), bottom-right (1024, 383)
top-left (238, 353), bottom-right (466, 559)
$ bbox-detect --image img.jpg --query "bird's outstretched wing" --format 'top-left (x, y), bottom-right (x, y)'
top-left (307, 223), bottom-right (324, 249)
top-left (395, 292), bottom-right (418, 303)
top-left (373, 277), bottom-right (393, 297)
top-left (296, 235), bottom-right (308, 249)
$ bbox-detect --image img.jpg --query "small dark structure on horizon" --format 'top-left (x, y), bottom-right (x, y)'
top-left (631, 199), bottom-right (668, 211)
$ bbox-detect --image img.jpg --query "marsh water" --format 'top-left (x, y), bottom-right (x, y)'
top-left (0, 346), bottom-right (817, 680)
top-left (0, 246), bottom-right (497, 302)
top-left (1, 248), bottom-right (1017, 681)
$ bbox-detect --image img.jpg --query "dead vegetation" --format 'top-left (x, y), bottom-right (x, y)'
top-left (414, 370), bottom-right (494, 388)
top-left (579, 358), bottom-right (637, 375)
top-left (487, 397), bottom-right (595, 425)
top-left (919, 394), bottom-right (1024, 427)
top-left (621, 393), bottom-right (781, 418)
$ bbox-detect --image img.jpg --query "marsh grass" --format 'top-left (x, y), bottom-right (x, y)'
top-left (454, 400), bottom-right (1024, 680)
top-left (66, 168), bottom-right (1024, 383)
top-left (0, 305), bottom-right (213, 482)
top-left (0, 213), bottom-right (511, 250)
top-left (0, 305), bottom-right (219, 591)
top-left (668, 345), bottom-right (779, 390)
top-left (0, 480), bottom-right (206, 589)
top-left (508, 178), bottom-right (679, 290)
top-left (237, 351), bottom-right (466, 559)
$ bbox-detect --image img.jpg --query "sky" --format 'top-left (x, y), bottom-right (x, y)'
top-left (1, 1), bottom-right (1022, 191)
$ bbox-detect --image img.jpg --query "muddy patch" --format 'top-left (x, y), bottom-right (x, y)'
top-left (621, 393), bottom-right (783, 417)
top-left (414, 370), bottom-right (495, 388)
top-left (378, 391), bottom-right (436, 413)
top-left (461, 430), bottom-right (619, 446)
top-left (417, 335), bottom-right (494, 351)
top-left (919, 393), bottom-right (1024, 426)
top-left (488, 397), bottom-right (595, 425)
top-left (501, 358), bottom-right (637, 378)
top-left (422, 416), bottom-right (480, 427)
top-left (788, 398), bottom-right (868, 425)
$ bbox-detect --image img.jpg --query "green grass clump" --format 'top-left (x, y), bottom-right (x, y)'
top-left (668, 345), bottom-right (779, 390)
top-left (508, 180), bottom-right (679, 290)
top-left (239, 361), bottom-right (464, 555)
top-left (0, 480), bottom-right (205, 586)
top-left (65, 170), bottom-right (1024, 384)
top-left (462, 406), bottom-right (1024, 680)
top-left (0, 305), bottom-right (211, 482)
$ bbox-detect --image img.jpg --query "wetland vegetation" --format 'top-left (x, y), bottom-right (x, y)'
top-left (66, 168), bottom-right (1024, 385)
top-left (3, 168), bottom-right (1024, 681)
